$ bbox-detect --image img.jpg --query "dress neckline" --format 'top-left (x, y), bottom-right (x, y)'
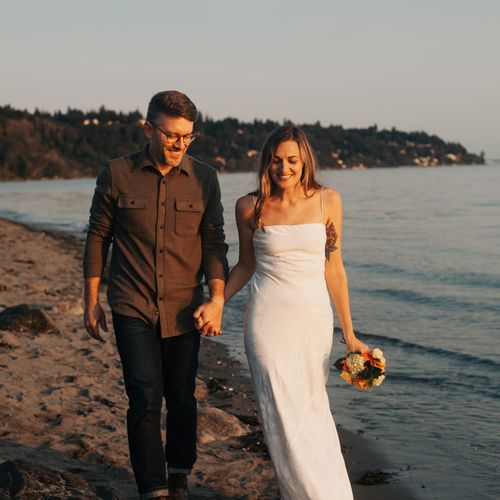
top-left (254, 188), bottom-right (326, 232)
top-left (255, 222), bottom-right (324, 232)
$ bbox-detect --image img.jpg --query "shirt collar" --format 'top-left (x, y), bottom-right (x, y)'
top-left (133, 144), bottom-right (191, 176)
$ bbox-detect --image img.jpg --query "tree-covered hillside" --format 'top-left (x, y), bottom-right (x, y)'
top-left (0, 105), bottom-right (484, 180)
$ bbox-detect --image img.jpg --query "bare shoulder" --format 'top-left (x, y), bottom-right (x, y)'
top-left (236, 194), bottom-right (255, 211)
top-left (321, 187), bottom-right (342, 208)
top-left (235, 195), bottom-right (256, 224)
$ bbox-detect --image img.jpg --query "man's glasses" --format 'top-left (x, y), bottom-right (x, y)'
top-left (149, 122), bottom-right (198, 145)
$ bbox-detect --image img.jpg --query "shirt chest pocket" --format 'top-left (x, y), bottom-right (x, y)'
top-left (117, 196), bottom-right (148, 233)
top-left (175, 199), bottom-right (204, 236)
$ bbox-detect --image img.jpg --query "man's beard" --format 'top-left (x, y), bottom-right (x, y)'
top-left (160, 148), bottom-right (183, 167)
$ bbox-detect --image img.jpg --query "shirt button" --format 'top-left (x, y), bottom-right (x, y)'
top-left (159, 248), bottom-right (163, 253)
top-left (159, 274), bottom-right (163, 278)
top-left (159, 297), bottom-right (164, 301)
top-left (160, 225), bottom-right (164, 229)
top-left (162, 179), bottom-right (166, 184)
top-left (161, 201), bottom-right (165, 206)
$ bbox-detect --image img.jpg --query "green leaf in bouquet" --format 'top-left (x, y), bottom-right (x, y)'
top-left (334, 357), bottom-right (345, 371)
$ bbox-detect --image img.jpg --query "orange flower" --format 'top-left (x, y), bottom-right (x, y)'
top-left (356, 379), bottom-right (369, 390)
top-left (362, 352), bottom-right (373, 362)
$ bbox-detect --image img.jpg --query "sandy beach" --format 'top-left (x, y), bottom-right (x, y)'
top-left (0, 217), bottom-right (418, 499)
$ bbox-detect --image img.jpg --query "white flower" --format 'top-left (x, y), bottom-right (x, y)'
top-left (372, 375), bottom-right (385, 387)
top-left (372, 348), bottom-right (384, 360)
top-left (346, 353), bottom-right (365, 375)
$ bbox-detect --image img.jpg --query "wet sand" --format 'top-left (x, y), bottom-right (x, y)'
top-left (0, 217), bottom-right (418, 499)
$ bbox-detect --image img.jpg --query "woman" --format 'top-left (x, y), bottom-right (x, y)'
top-left (224, 126), bottom-right (369, 499)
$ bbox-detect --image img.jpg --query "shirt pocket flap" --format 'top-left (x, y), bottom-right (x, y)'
top-left (117, 196), bottom-right (148, 209)
top-left (175, 200), bottom-right (203, 212)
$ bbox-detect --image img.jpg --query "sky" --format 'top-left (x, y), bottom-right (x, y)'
top-left (2, 0), bottom-right (499, 157)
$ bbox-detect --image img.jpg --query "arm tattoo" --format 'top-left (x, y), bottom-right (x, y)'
top-left (325, 222), bottom-right (338, 261)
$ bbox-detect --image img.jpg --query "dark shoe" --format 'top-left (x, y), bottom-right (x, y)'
top-left (168, 473), bottom-right (189, 500)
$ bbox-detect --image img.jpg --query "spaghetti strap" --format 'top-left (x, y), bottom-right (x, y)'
top-left (251, 194), bottom-right (258, 215)
top-left (251, 194), bottom-right (259, 230)
top-left (320, 187), bottom-right (324, 222)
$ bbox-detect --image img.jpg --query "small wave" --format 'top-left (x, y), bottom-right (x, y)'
top-left (473, 200), bottom-right (500, 208)
top-left (334, 327), bottom-right (500, 370)
top-left (349, 261), bottom-right (500, 290)
top-left (357, 287), bottom-right (499, 313)
top-left (0, 210), bottom-right (24, 220)
top-left (384, 373), bottom-right (500, 400)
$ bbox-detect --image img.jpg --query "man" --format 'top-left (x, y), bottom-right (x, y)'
top-left (83, 90), bottom-right (228, 500)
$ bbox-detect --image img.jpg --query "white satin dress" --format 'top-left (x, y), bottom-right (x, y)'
top-left (244, 218), bottom-right (353, 499)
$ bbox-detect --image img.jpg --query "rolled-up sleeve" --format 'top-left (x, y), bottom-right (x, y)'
top-left (200, 172), bottom-right (229, 282)
top-left (83, 164), bottom-right (114, 278)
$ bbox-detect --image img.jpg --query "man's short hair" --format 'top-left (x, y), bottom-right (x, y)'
top-left (146, 90), bottom-right (198, 123)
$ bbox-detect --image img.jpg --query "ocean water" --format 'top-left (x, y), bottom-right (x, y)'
top-left (1, 165), bottom-right (499, 499)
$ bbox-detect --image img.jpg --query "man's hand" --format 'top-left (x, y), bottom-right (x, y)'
top-left (193, 297), bottom-right (224, 337)
top-left (84, 302), bottom-right (108, 342)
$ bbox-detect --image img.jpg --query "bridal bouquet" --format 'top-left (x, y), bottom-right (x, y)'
top-left (334, 348), bottom-right (386, 391)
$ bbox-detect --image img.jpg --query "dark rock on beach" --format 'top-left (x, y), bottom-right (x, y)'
top-left (355, 468), bottom-right (394, 485)
top-left (0, 459), bottom-right (107, 499)
top-left (197, 405), bottom-right (250, 445)
top-left (235, 430), bottom-right (270, 457)
top-left (0, 304), bottom-right (60, 335)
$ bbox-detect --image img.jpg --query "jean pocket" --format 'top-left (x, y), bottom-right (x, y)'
top-left (174, 199), bottom-right (203, 236)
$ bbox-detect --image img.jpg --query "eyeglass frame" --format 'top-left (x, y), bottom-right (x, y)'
top-left (148, 121), bottom-right (198, 145)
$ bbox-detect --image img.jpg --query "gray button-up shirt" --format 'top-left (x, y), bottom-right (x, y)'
top-left (83, 145), bottom-right (229, 338)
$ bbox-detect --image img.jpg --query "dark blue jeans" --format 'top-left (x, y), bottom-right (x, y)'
top-left (112, 313), bottom-right (200, 497)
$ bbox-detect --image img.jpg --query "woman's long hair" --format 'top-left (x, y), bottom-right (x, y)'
top-left (254, 125), bottom-right (322, 228)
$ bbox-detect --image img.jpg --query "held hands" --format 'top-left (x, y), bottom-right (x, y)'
top-left (84, 302), bottom-right (108, 342)
top-left (193, 297), bottom-right (224, 336)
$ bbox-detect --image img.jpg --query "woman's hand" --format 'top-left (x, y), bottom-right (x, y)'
top-left (344, 335), bottom-right (370, 354)
top-left (193, 297), bottom-right (224, 336)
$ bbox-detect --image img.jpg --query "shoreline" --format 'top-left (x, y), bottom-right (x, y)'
top-left (0, 160), bottom-right (494, 183)
top-left (0, 216), bottom-right (419, 499)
